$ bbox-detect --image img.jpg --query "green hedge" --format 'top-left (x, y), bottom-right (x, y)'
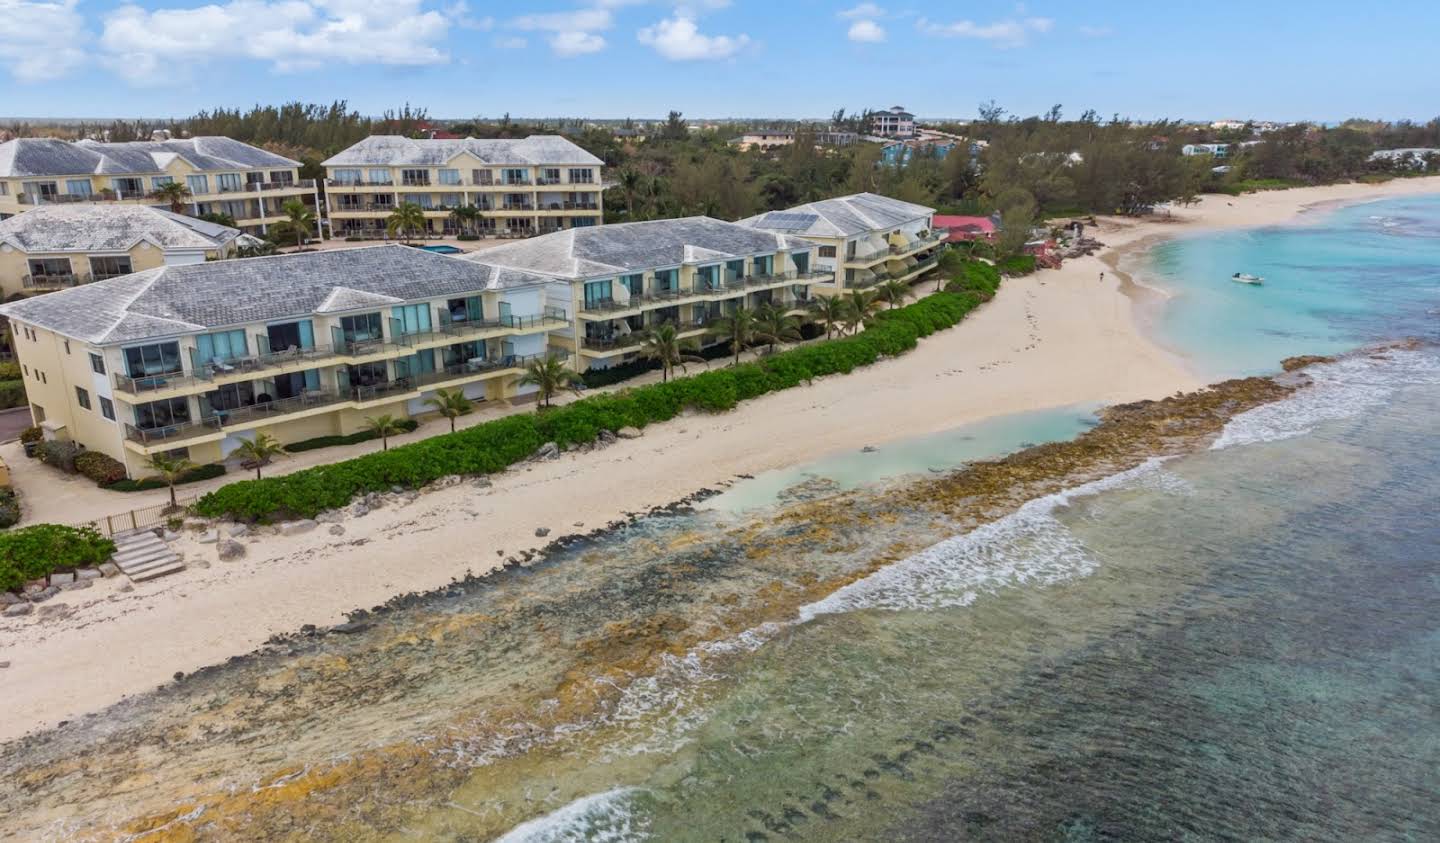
top-left (0, 379), bottom-right (26, 410)
top-left (996, 254), bottom-right (1037, 276)
top-left (0, 488), bottom-right (19, 529)
top-left (107, 462), bottom-right (227, 492)
top-left (946, 259), bottom-right (1002, 300)
top-left (285, 418), bottom-right (419, 453)
top-left (0, 524), bottom-right (115, 591)
top-left (75, 451), bottom-right (127, 486)
top-left (196, 291), bottom-right (990, 522)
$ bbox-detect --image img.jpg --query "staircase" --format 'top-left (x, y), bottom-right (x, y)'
top-left (110, 530), bottom-right (185, 582)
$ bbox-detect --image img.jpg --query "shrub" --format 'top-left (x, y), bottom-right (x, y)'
top-left (996, 254), bottom-right (1037, 277)
top-left (457, 233), bottom-right (480, 241)
top-left (38, 440), bottom-right (82, 473)
top-left (75, 451), bottom-right (127, 486)
top-left (0, 380), bottom-right (23, 410)
top-left (0, 488), bottom-right (19, 529)
top-left (285, 418), bottom-right (419, 453)
top-left (0, 524), bottom-right (115, 591)
top-left (196, 291), bottom-right (989, 522)
top-left (19, 426), bottom-right (43, 444)
top-left (0, 361), bottom-right (21, 380)
top-left (107, 462), bottom-right (226, 492)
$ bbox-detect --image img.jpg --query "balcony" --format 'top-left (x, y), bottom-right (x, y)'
top-left (216, 179), bottom-right (314, 194)
top-left (203, 390), bottom-right (350, 428)
top-left (580, 297), bottom-right (641, 315)
top-left (412, 353), bottom-right (541, 388)
top-left (500, 178), bottom-right (532, 187)
top-left (890, 231), bottom-right (946, 254)
top-left (845, 245), bottom-right (892, 264)
top-left (562, 200), bottom-right (600, 211)
top-left (22, 273), bottom-right (90, 290)
top-left (114, 369), bottom-right (205, 396)
top-left (194, 343), bottom-right (341, 383)
top-left (582, 333), bottom-right (644, 352)
top-left (501, 201), bottom-right (535, 211)
top-left (401, 178), bottom-right (432, 187)
top-left (125, 417), bottom-right (223, 447)
top-left (18, 191), bottom-right (146, 205)
top-left (536, 176), bottom-right (563, 186)
top-left (328, 179), bottom-right (395, 188)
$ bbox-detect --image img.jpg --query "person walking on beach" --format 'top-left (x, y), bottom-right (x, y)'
top-left (1099, 271), bottom-right (1106, 283)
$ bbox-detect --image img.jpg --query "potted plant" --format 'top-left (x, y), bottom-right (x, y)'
top-left (19, 426), bottom-right (42, 459)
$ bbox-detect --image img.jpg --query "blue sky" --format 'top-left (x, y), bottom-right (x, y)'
top-left (2, 0), bottom-right (1438, 122)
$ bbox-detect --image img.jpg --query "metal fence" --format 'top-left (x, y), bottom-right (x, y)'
top-left (79, 496), bottom-right (197, 538)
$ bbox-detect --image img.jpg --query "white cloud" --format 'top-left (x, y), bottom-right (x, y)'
top-left (508, 5), bottom-right (615, 57)
top-left (847, 19), bottom-right (885, 43)
top-left (1078, 24), bottom-right (1112, 38)
top-left (550, 29), bottom-right (606, 55)
top-left (0, 0), bottom-right (88, 81)
top-left (444, 1), bottom-right (492, 30)
top-left (637, 12), bottom-right (749, 60)
top-left (99, 0), bottom-right (453, 83)
top-left (916, 15), bottom-right (1053, 48)
top-left (494, 35), bottom-right (527, 49)
top-left (839, 3), bottom-right (884, 19)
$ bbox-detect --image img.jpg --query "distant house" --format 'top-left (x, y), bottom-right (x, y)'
top-left (881, 139), bottom-right (957, 165)
top-left (872, 106), bottom-right (916, 138)
top-left (1369, 148), bottom-right (1440, 170)
top-left (932, 214), bottom-right (997, 243)
top-left (730, 131), bottom-right (796, 152)
top-left (1182, 143), bottom-right (1231, 158)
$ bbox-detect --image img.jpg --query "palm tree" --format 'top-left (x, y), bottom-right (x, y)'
top-left (810, 295), bottom-right (850, 340)
top-left (234, 432), bottom-right (286, 480)
top-left (275, 199), bottom-right (316, 251)
top-left (638, 323), bottom-right (704, 383)
top-left (754, 302), bottom-right (801, 354)
top-left (146, 452), bottom-right (195, 510)
top-left (878, 279), bottom-right (910, 310)
top-left (425, 387), bottom-right (473, 433)
top-left (363, 414), bottom-right (406, 451)
top-left (710, 306), bottom-right (758, 367)
top-left (519, 355), bottom-right (584, 409)
top-left (149, 181), bottom-right (191, 214)
top-left (618, 168), bottom-right (642, 219)
top-left (843, 289), bottom-right (882, 336)
top-left (449, 204), bottom-right (481, 237)
top-left (386, 202), bottom-right (427, 243)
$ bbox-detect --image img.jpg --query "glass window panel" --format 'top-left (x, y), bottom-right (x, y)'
top-left (65, 179), bottom-right (92, 196)
top-left (185, 175), bottom-right (209, 195)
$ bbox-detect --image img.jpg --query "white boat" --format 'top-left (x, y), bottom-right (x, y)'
top-left (1231, 273), bottom-right (1264, 285)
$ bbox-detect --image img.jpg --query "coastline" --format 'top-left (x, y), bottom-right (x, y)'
top-left (3, 176), bottom-right (1439, 745)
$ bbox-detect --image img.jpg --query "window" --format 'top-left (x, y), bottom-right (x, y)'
top-left (583, 279), bottom-right (613, 307)
top-left (0, 183), bottom-right (8, 196)
top-left (28, 258), bottom-right (72, 279)
top-left (620, 273), bottom-right (643, 297)
top-left (503, 168), bottom-right (529, 185)
top-left (89, 256), bottom-right (133, 280)
top-left (472, 169), bottom-right (493, 185)
top-left (151, 176), bottom-right (174, 189)
top-left (367, 168), bottom-right (392, 185)
top-left (653, 268), bottom-right (678, 292)
top-left (438, 168), bottom-right (461, 185)
top-left (246, 171), bottom-right (266, 185)
top-left (445, 296), bottom-right (483, 323)
top-left (99, 396), bottom-right (115, 421)
top-left (89, 353), bottom-right (105, 374)
top-left (540, 168), bottom-right (561, 184)
top-left (568, 168), bottom-right (594, 184)
top-left (264, 320), bottom-right (315, 355)
top-left (391, 304), bottom-right (432, 336)
top-left (63, 340), bottom-right (70, 354)
top-left (216, 173), bottom-right (243, 192)
top-left (725, 259), bottom-right (745, 282)
top-left (39, 371), bottom-right (46, 384)
top-left (268, 171), bottom-right (294, 185)
top-left (75, 386), bottom-right (91, 410)
top-left (22, 365), bottom-right (28, 377)
top-left (133, 396), bottom-right (191, 430)
top-left (818, 245), bottom-right (837, 258)
top-left (792, 251), bottom-right (810, 274)
top-left (123, 341), bottom-right (182, 378)
top-left (185, 175), bottom-right (209, 195)
top-left (196, 329), bottom-right (248, 365)
top-left (114, 177), bottom-right (144, 197)
top-left (65, 178), bottom-right (93, 196)
top-left (332, 168), bottom-right (362, 185)
top-left (753, 255), bottom-right (774, 277)
top-left (401, 168), bottom-right (430, 186)
top-left (340, 312), bottom-right (383, 343)
top-left (696, 265), bottom-right (720, 291)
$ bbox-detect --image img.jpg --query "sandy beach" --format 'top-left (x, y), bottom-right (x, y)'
top-left (3, 176), bottom-right (1438, 745)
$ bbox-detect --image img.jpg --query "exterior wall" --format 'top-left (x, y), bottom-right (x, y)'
top-left (8, 322), bottom-right (129, 466)
top-left (0, 241), bottom-right (234, 300)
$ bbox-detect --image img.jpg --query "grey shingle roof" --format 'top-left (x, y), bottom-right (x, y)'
top-left (0, 137), bottom-right (299, 178)
top-left (739, 192), bottom-right (933, 238)
top-left (323, 135), bottom-right (603, 168)
top-left (0, 205), bottom-right (240, 252)
top-left (459, 217), bottom-right (812, 280)
top-left (0, 245), bottom-right (552, 345)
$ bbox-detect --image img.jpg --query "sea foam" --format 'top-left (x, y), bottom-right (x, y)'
top-left (493, 787), bottom-right (647, 843)
top-left (1212, 349), bottom-right (1440, 451)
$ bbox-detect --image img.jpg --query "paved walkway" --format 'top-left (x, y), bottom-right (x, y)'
top-left (0, 407), bottom-right (32, 443)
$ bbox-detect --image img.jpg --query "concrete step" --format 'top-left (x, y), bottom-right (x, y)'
top-left (108, 531), bottom-right (185, 582)
top-left (114, 549), bottom-right (174, 568)
top-left (124, 556), bottom-right (182, 576)
top-left (129, 562), bottom-right (185, 581)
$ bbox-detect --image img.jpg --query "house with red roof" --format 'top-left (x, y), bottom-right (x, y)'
top-left (933, 214), bottom-right (997, 243)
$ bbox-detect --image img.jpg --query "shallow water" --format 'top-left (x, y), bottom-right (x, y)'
top-left (4, 195), bottom-right (1440, 841)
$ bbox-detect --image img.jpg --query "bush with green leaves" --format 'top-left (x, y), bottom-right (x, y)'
top-left (285, 418), bottom-right (419, 453)
top-left (74, 451), bottom-right (127, 486)
top-left (996, 254), bottom-right (1038, 277)
top-left (38, 440), bottom-right (82, 473)
top-left (0, 524), bottom-right (115, 591)
top-left (19, 426), bottom-right (43, 444)
top-left (0, 380), bottom-right (26, 409)
top-left (196, 290), bottom-right (992, 523)
top-left (0, 488), bottom-right (20, 529)
top-left (0, 361), bottom-right (20, 380)
top-left (104, 462), bottom-right (226, 493)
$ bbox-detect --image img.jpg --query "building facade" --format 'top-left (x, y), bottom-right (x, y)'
top-left (0, 205), bottom-right (243, 299)
top-left (323, 136), bottom-right (605, 239)
top-left (739, 193), bottom-right (942, 295)
top-left (463, 217), bottom-right (830, 372)
top-left (871, 107), bottom-right (916, 138)
top-left (0, 137), bottom-right (317, 235)
top-left (0, 246), bottom-right (562, 477)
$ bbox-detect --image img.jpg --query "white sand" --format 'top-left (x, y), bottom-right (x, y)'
top-left (3, 177), bottom-right (1438, 744)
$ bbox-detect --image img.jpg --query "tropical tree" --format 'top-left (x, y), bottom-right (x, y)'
top-left (617, 168), bottom-right (643, 219)
top-left (519, 355), bottom-right (584, 409)
top-left (146, 452), bottom-right (195, 509)
top-left (638, 322), bottom-right (704, 383)
top-left (363, 414), bottom-right (405, 451)
top-left (710, 306), bottom-right (758, 366)
top-left (754, 302), bottom-right (801, 354)
top-left (234, 432), bottom-right (286, 480)
top-left (843, 289), bottom-right (882, 335)
top-left (149, 181), bottom-right (191, 213)
top-left (425, 387), bottom-right (473, 433)
top-left (449, 204), bottom-right (481, 237)
top-left (274, 199), bottom-right (316, 251)
top-left (810, 295), bottom-right (850, 340)
top-left (878, 279), bottom-right (910, 310)
top-left (386, 202), bottom-right (427, 243)
top-left (198, 211), bottom-right (237, 228)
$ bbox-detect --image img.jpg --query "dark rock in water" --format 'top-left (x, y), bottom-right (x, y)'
top-left (535, 527), bottom-right (551, 537)
top-left (861, 445), bottom-right (879, 453)
top-left (1281, 354), bottom-right (1334, 372)
top-left (173, 672), bottom-right (184, 681)
top-left (331, 621), bottom-right (372, 634)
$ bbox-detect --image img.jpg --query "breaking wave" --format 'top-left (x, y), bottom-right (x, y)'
top-left (493, 788), bottom-right (648, 843)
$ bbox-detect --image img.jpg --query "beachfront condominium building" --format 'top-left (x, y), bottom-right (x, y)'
top-left (462, 217), bottom-right (831, 371)
top-left (0, 246), bottom-right (565, 478)
top-left (0, 137), bottom-right (318, 235)
top-left (323, 136), bottom-right (605, 239)
top-left (0, 205), bottom-right (246, 299)
top-left (739, 193), bottom-right (942, 295)
top-left (872, 107), bottom-right (916, 138)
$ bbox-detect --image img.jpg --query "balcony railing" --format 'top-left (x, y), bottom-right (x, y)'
top-left (328, 179), bottom-right (395, 187)
top-left (563, 200), bottom-right (600, 210)
top-left (500, 178), bottom-right (532, 186)
top-left (536, 176), bottom-right (563, 185)
top-left (202, 390), bottom-right (349, 428)
top-left (845, 245), bottom-right (891, 263)
top-left (194, 342), bottom-right (341, 380)
top-left (19, 191), bottom-right (147, 205)
top-left (502, 201), bottom-right (535, 211)
top-left (412, 353), bottom-right (540, 387)
top-left (334, 202), bottom-right (397, 212)
top-left (581, 296), bottom-right (640, 314)
top-left (890, 231), bottom-right (945, 253)
top-left (22, 273), bottom-right (90, 289)
top-left (401, 178), bottom-right (432, 187)
top-left (114, 369), bottom-right (204, 395)
top-left (125, 417), bottom-right (223, 446)
top-left (582, 334), bottom-right (644, 351)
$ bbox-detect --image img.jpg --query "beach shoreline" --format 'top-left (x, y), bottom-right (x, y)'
top-left (3, 176), bottom-right (1438, 745)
